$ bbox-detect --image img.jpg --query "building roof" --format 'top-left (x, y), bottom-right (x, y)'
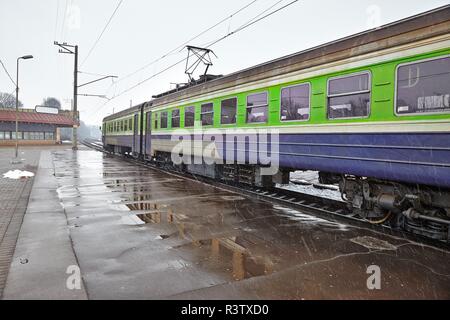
top-left (0, 108), bottom-right (76, 127)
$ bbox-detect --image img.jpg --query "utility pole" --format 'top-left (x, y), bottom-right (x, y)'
top-left (55, 41), bottom-right (117, 150)
top-left (54, 41), bottom-right (79, 150)
top-left (73, 45), bottom-right (78, 150)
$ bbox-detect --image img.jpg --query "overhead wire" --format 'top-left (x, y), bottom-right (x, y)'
top-left (83, 0), bottom-right (260, 120)
top-left (114, 0), bottom-right (259, 85)
top-left (80, 0), bottom-right (124, 67)
top-left (85, 0), bottom-right (299, 121)
top-left (79, 70), bottom-right (115, 78)
top-left (54, 0), bottom-right (60, 41)
top-left (0, 59), bottom-right (16, 87)
top-left (112, 0), bottom-right (298, 102)
top-left (0, 89), bottom-right (19, 108)
top-left (59, 0), bottom-right (69, 40)
top-left (207, 0), bottom-right (298, 47)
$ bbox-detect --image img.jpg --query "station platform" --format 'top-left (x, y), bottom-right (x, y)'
top-left (1, 146), bottom-right (449, 299)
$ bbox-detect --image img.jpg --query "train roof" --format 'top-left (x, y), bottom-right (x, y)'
top-left (103, 102), bottom-right (149, 122)
top-left (103, 4), bottom-right (450, 121)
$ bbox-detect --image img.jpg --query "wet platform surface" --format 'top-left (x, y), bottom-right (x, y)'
top-left (8, 149), bottom-right (450, 299)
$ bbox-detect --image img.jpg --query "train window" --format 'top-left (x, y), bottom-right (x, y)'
top-left (172, 109), bottom-right (180, 128)
top-left (396, 56), bottom-right (450, 115)
top-left (154, 114), bottom-right (158, 129)
top-left (124, 119), bottom-right (128, 131)
top-left (161, 111), bottom-right (168, 128)
top-left (185, 106), bottom-right (195, 127)
top-left (221, 98), bottom-right (237, 124)
top-left (146, 113), bottom-right (151, 131)
top-left (246, 92), bottom-right (268, 123)
top-left (201, 103), bottom-right (214, 126)
top-left (280, 84), bottom-right (310, 121)
top-left (327, 72), bottom-right (371, 119)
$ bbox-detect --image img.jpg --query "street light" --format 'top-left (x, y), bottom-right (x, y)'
top-left (13, 55), bottom-right (34, 164)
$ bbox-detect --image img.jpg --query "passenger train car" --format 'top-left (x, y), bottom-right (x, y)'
top-left (103, 6), bottom-right (450, 240)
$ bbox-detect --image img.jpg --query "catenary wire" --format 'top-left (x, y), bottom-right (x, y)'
top-left (80, 0), bottom-right (124, 67)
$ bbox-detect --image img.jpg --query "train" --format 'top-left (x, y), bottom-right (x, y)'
top-left (102, 6), bottom-right (450, 241)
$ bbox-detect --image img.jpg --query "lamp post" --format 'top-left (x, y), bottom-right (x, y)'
top-left (13, 55), bottom-right (34, 163)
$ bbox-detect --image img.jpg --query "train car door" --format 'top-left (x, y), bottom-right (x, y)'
top-left (144, 111), bottom-right (151, 158)
top-left (133, 113), bottom-right (139, 156)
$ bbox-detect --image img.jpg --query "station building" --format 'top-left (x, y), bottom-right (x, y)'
top-left (0, 107), bottom-right (77, 146)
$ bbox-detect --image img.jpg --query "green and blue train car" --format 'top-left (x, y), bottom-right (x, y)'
top-left (103, 6), bottom-right (450, 240)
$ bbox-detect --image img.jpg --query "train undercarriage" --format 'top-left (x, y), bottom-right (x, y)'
top-left (333, 174), bottom-right (450, 241)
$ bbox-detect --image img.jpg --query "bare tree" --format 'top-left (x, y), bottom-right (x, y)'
top-left (42, 97), bottom-right (62, 109)
top-left (0, 92), bottom-right (23, 108)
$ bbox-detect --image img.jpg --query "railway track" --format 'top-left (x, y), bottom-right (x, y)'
top-left (81, 138), bottom-right (450, 248)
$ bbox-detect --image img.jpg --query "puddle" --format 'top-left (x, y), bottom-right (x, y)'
top-left (120, 215), bottom-right (146, 225)
top-left (124, 197), bottom-right (274, 281)
top-left (350, 236), bottom-right (398, 251)
top-left (155, 234), bottom-right (171, 240)
top-left (273, 205), bottom-right (349, 231)
top-left (181, 237), bottom-right (274, 281)
top-left (220, 196), bottom-right (246, 201)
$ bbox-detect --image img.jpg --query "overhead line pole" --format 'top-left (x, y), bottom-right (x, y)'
top-left (74, 44), bottom-right (78, 150)
top-left (54, 41), bottom-right (79, 150)
top-left (55, 41), bottom-right (116, 150)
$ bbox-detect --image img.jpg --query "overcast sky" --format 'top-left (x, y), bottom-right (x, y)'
top-left (0, 0), bottom-right (448, 125)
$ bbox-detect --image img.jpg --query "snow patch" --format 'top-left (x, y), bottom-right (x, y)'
top-left (350, 236), bottom-right (397, 251)
top-left (2, 170), bottom-right (35, 179)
